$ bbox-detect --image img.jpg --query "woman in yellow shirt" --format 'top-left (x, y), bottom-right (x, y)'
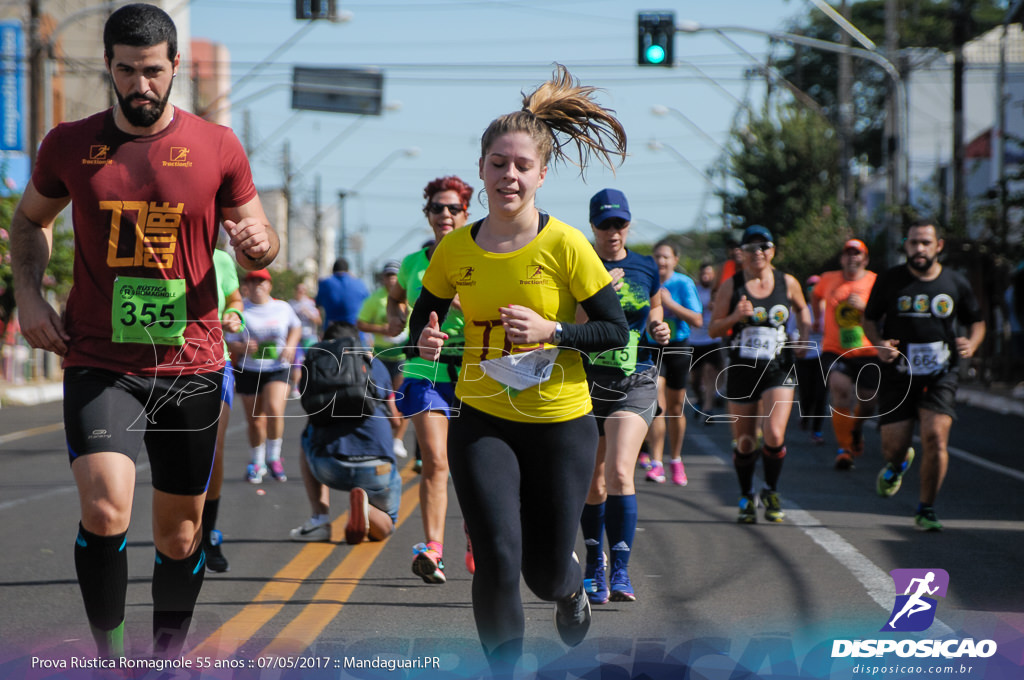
top-left (410, 65), bottom-right (628, 673)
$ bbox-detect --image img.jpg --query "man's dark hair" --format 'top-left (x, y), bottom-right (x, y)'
top-left (907, 216), bottom-right (944, 239)
top-left (323, 321), bottom-right (360, 341)
top-left (104, 3), bottom-right (177, 62)
top-left (332, 257), bottom-right (350, 274)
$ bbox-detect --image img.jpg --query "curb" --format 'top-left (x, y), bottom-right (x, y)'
top-left (0, 381), bottom-right (63, 407)
top-left (956, 388), bottom-right (1024, 418)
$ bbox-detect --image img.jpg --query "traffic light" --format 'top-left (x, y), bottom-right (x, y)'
top-left (637, 11), bottom-right (675, 67)
top-left (295, 0), bottom-right (337, 20)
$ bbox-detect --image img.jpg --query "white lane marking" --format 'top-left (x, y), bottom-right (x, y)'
top-left (690, 432), bottom-right (955, 637)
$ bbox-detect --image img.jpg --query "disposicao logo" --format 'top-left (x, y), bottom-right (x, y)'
top-left (831, 568), bottom-right (998, 659)
top-left (883, 568), bottom-right (948, 632)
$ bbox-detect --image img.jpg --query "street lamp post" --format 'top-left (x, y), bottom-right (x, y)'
top-left (648, 139), bottom-right (725, 232)
top-left (336, 146), bottom-right (420, 272)
top-left (679, 21), bottom-right (909, 261)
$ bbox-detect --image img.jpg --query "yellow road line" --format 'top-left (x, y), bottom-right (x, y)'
top-left (259, 480), bottom-right (422, 655)
top-left (0, 422), bottom-right (63, 446)
top-left (191, 464), bottom-right (420, 658)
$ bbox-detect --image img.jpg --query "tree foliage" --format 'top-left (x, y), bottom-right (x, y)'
top-left (0, 173), bottom-right (74, 326)
top-left (774, 0), bottom-right (1007, 168)
top-left (721, 102), bottom-right (850, 281)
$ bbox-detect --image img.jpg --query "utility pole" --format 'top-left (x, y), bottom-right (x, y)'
top-left (885, 0), bottom-right (902, 262)
top-left (282, 140), bottom-right (292, 270)
top-left (28, 0), bottom-right (43, 165)
top-left (951, 0), bottom-right (972, 237)
top-left (838, 0), bottom-right (854, 220)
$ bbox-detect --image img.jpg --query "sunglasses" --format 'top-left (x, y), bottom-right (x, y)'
top-left (425, 202), bottom-right (465, 216)
top-left (595, 218), bottom-right (629, 231)
top-left (741, 242), bottom-right (774, 253)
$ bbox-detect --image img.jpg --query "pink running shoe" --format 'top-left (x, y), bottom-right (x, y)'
top-left (463, 521), bottom-right (475, 575)
top-left (645, 461), bottom-right (666, 483)
top-left (637, 452), bottom-right (653, 471)
top-left (267, 459), bottom-right (287, 482)
top-left (669, 460), bottom-right (688, 486)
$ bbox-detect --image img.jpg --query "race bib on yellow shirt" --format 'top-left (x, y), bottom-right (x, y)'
top-left (111, 276), bottom-right (187, 346)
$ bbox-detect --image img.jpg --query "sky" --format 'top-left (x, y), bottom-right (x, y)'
top-left (187, 0), bottom-right (813, 275)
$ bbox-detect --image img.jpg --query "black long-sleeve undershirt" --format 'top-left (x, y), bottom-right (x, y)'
top-left (408, 282), bottom-right (628, 358)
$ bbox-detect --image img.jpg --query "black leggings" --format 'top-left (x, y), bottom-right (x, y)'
top-left (448, 403), bottom-right (597, 659)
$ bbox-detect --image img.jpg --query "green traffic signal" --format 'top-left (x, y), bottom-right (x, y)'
top-left (645, 44), bottom-right (666, 65)
top-left (637, 11), bottom-right (675, 67)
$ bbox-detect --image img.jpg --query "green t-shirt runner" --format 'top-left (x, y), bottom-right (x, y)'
top-left (399, 247), bottom-right (465, 382)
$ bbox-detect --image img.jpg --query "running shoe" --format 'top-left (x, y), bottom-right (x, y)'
top-left (583, 551), bottom-right (609, 605)
top-left (637, 452), bottom-right (653, 471)
top-left (737, 494), bottom-right (757, 524)
top-left (914, 506), bottom-right (943, 532)
top-left (645, 461), bottom-right (666, 484)
top-left (289, 518), bottom-right (330, 542)
top-left (345, 488), bottom-right (369, 545)
top-left (834, 451), bottom-right (855, 470)
top-left (393, 438), bottom-right (408, 458)
top-left (246, 463), bottom-right (267, 484)
top-left (205, 530), bottom-right (229, 573)
top-left (609, 567), bottom-right (636, 602)
top-left (412, 543), bottom-right (446, 584)
top-left (267, 459), bottom-right (287, 482)
top-left (876, 447), bottom-right (916, 498)
top-left (811, 431), bottom-right (825, 445)
top-left (760, 488), bottom-right (785, 523)
top-left (413, 459), bottom-right (423, 474)
top-left (669, 459), bottom-right (688, 486)
top-left (463, 521), bottom-right (475, 575)
top-left (553, 554), bottom-right (591, 647)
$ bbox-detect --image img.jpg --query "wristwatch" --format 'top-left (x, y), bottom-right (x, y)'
top-left (552, 321), bottom-right (564, 345)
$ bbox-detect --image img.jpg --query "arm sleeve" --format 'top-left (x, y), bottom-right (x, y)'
top-left (863, 270), bottom-right (887, 323)
top-left (559, 283), bottom-right (629, 352)
top-left (408, 286), bottom-right (454, 352)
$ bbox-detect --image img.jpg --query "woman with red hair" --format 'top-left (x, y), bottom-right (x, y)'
top-left (386, 175), bottom-right (474, 584)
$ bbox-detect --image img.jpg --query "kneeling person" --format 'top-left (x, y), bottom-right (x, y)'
top-left (290, 322), bottom-right (402, 544)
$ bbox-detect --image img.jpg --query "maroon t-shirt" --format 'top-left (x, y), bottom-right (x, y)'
top-left (32, 108), bottom-right (258, 376)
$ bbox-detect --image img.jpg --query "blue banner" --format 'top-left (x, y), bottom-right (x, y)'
top-left (0, 20), bottom-right (25, 152)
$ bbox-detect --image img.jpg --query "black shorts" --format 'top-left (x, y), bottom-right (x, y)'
top-left (689, 342), bottom-right (724, 370)
top-left (877, 367), bottom-right (959, 425)
top-left (63, 366), bottom-right (223, 495)
top-left (588, 366), bottom-right (659, 436)
top-left (235, 367), bottom-right (290, 395)
top-left (821, 352), bottom-right (882, 392)
top-left (722, 353), bottom-right (796, 404)
top-left (657, 342), bottom-right (692, 391)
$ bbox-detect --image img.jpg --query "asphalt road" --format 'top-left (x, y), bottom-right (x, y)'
top-left (0, 395), bottom-right (1021, 679)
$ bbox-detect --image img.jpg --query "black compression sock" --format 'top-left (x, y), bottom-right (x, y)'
top-left (201, 497), bottom-right (220, 545)
top-left (152, 546), bottom-right (206, 657)
top-left (74, 523), bottom-right (128, 656)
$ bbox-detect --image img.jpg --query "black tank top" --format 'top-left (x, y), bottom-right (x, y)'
top-left (727, 269), bottom-right (791, 361)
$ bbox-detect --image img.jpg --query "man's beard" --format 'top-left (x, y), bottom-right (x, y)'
top-left (908, 253), bottom-right (936, 272)
top-left (113, 76), bottom-right (173, 128)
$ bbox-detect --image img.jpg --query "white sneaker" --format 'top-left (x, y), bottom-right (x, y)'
top-left (289, 518), bottom-right (330, 542)
top-left (393, 438), bottom-right (408, 458)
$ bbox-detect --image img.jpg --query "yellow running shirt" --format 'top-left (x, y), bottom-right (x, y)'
top-left (422, 216), bottom-right (612, 423)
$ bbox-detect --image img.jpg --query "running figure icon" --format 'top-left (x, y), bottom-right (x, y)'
top-left (883, 568), bottom-right (949, 632)
top-left (888, 572), bottom-right (939, 628)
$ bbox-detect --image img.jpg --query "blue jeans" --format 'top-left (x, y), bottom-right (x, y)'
top-left (302, 428), bottom-right (402, 522)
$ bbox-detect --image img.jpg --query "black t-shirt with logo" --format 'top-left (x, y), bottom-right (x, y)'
top-left (864, 265), bottom-right (982, 373)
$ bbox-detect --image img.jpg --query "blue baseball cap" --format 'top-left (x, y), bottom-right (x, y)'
top-left (741, 225), bottom-right (774, 244)
top-left (589, 188), bottom-right (631, 226)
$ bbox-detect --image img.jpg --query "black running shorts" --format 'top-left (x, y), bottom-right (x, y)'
top-left (876, 367), bottom-right (959, 425)
top-left (63, 366), bottom-right (224, 495)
